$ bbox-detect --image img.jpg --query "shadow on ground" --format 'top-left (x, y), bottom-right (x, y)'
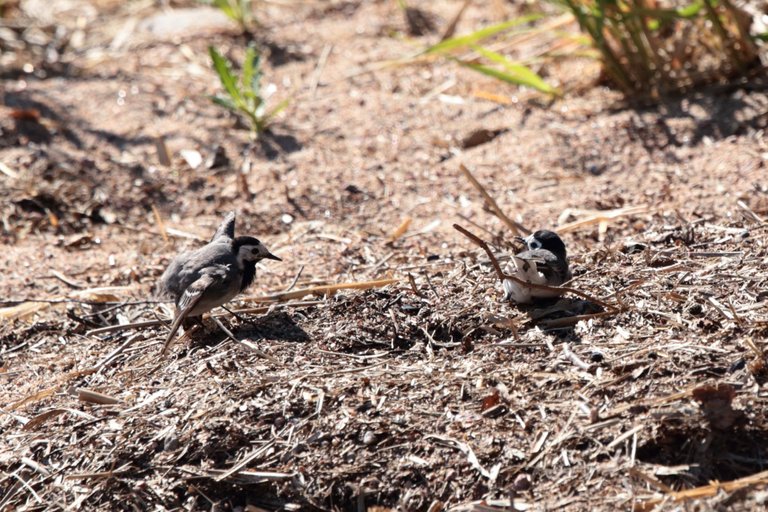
top-left (234, 311), bottom-right (310, 343)
top-left (636, 422), bottom-right (768, 485)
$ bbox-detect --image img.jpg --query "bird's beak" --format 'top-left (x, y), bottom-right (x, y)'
top-left (514, 236), bottom-right (526, 244)
top-left (264, 252), bottom-right (282, 261)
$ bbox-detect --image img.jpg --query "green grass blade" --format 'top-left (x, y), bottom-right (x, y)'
top-left (208, 46), bottom-right (243, 105)
top-left (212, 0), bottom-right (236, 20)
top-left (467, 46), bottom-right (559, 95)
top-left (209, 95), bottom-right (237, 111)
top-left (459, 59), bottom-right (559, 96)
top-left (676, 1), bottom-right (703, 18)
top-left (424, 15), bottom-right (542, 55)
top-left (631, 2), bottom-right (703, 22)
top-left (241, 44), bottom-right (257, 100)
top-left (265, 98), bottom-right (290, 121)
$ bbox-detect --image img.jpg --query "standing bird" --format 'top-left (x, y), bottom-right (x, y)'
top-left (503, 230), bottom-right (571, 304)
top-left (157, 212), bottom-right (281, 354)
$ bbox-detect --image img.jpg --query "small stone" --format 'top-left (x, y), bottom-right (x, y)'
top-left (362, 430), bottom-right (376, 446)
top-left (180, 149), bottom-right (203, 169)
top-left (513, 473), bottom-right (532, 491)
top-left (164, 432), bottom-right (180, 451)
top-left (205, 145), bottom-right (229, 169)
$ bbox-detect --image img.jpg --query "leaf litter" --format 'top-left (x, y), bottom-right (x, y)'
top-left (2, 1), bottom-right (768, 511)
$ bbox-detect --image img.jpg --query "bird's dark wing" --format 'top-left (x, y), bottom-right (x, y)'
top-left (163, 243), bottom-right (232, 305)
top-left (514, 249), bottom-right (568, 284)
top-left (160, 273), bottom-right (215, 355)
top-left (210, 211), bottom-right (236, 242)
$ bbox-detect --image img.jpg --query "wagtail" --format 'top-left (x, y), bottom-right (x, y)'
top-left (503, 230), bottom-right (571, 304)
top-left (158, 211), bottom-right (281, 354)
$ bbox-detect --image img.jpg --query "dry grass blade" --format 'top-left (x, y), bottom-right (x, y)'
top-left (472, 90), bottom-right (514, 105)
top-left (64, 464), bottom-right (133, 481)
top-left (71, 286), bottom-right (136, 301)
top-left (459, 163), bottom-right (527, 236)
top-left (247, 278), bottom-right (399, 302)
top-left (426, 435), bottom-right (498, 481)
top-left (151, 204), bottom-right (169, 243)
top-left (283, 265), bottom-right (305, 292)
top-left (77, 388), bottom-right (121, 405)
top-left (389, 217), bottom-right (412, 242)
top-left (9, 387), bottom-right (59, 412)
top-left (88, 320), bottom-right (167, 336)
top-left (215, 440), bottom-right (276, 481)
top-left (635, 469), bottom-right (768, 510)
top-left (0, 302), bottom-right (50, 321)
top-left (556, 205), bottom-right (649, 233)
top-left (19, 457), bottom-right (51, 477)
top-left (440, 0), bottom-right (472, 41)
top-left (628, 467), bottom-right (674, 494)
top-left (21, 409), bottom-right (66, 431)
top-left (0, 161), bottom-right (19, 178)
top-left (453, 223), bottom-right (507, 281)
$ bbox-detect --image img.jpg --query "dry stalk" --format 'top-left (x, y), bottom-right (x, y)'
top-left (248, 278), bottom-right (399, 302)
top-left (458, 163), bottom-right (528, 236)
top-left (636, 468), bottom-right (768, 509)
top-left (440, 0), bottom-right (472, 41)
top-left (556, 205), bottom-right (649, 233)
top-left (151, 204), bottom-right (169, 244)
top-left (389, 217), bottom-right (412, 242)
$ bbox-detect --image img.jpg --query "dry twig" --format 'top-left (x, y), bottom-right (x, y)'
top-left (459, 163), bottom-right (528, 236)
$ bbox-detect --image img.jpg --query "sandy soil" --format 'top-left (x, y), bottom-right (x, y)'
top-left (2, 1), bottom-right (768, 510)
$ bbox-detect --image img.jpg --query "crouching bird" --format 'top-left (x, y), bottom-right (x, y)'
top-left (503, 230), bottom-right (571, 304)
top-left (157, 211), bottom-right (281, 354)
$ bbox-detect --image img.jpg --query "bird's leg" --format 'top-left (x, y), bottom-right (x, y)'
top-left (182, 315), bottom-right (205, 332)
top-left (221, 306), bottom-right (253, 326)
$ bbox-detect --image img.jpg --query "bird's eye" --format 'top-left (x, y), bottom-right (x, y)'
top-left (251, 248), bottom-right (258, 255)
top-left (529, 240), bottom-right (542, 250)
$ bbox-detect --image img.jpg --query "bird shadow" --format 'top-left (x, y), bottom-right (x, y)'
top-left (520, 297), bottom-right (606, 337)
top-left (231, 311), bottom-right (310, 343)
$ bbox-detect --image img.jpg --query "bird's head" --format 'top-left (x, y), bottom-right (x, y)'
top-left (233, 236), bottom-right (282, 265)
top-left (518, 230), bottom-right (567, 260)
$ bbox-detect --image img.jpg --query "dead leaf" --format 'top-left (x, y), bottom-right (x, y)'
top-left (481, 389), bottom-right (500, 411)
top-left (461, 128), bottom-right (506, 149)
top-left (10, 108), bottom-right (41, 122)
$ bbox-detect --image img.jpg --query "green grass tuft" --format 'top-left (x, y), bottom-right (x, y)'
top-left (209, 45), bottom-right (289, 137)
top-left (422, 15), bottom-right (560, 97)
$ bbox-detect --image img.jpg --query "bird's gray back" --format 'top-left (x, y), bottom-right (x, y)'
top-left (159, 241), bottom-right (238, 303)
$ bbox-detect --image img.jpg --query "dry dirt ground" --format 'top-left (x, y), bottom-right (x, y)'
top-left (2, 0), bottom-right (768, 510)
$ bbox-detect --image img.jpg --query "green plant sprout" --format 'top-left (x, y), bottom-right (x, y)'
top-left (207, 0), bottom-right (256, 34)
top-left (208, 45), bottom-right (289, 137)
